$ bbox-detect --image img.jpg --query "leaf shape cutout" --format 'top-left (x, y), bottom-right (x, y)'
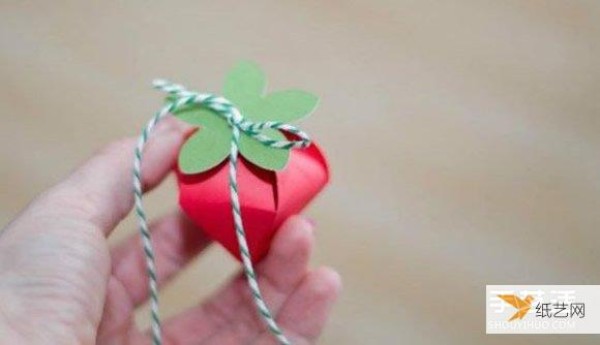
top-left (223, 61), bottom-right (266, 110)
top-left (249, 90), bottom-right (319, 122)
top-left (175, 105), bottom-right (231, 138)
top-left (168, 61), bottom-right (319, 173)
top-left (179, 128), bottom-right (231, 174)
top-left (239, 128), bottom-right (290, 171)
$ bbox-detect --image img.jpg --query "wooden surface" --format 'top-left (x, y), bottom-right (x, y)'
top-left (1, 1), bottom-right (600, 344)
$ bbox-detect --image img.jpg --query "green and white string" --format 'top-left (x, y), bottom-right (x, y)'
top-left (133, 79), bottom-right (311, 345)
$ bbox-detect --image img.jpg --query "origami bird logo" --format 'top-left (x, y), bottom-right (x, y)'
top-left (497, 294), bottom-right (535, 321)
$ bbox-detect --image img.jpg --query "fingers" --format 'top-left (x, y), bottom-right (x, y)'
top-left (96, 276), bottom-right (140, 345)
top-left (253, 267), bottom-right (342, 344)
top-left (157, 216), bottom-right (315, 345)
top-left (111, 211), bottom-right (211, 306)
top-left (253, 216), bottom-right (315, 297)
top-left (32, 117), bottom-right (189, 235)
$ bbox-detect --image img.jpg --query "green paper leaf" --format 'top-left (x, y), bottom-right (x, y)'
top-left (239, 128), bottom-right (290, 171)
top-left (175, 106), bottom-right (230, 135)
top-left (249, 90), bottom-right (319, 122)
top-left (172, 104), bottom-right (231, 174)
top-left (234, 90), bottom-right (316, 170)
top-left (178, 128), bottom-right (230, 174)
top-left (171, 61), bottom-right (318, 173)
top-left (223, 61), bottom-right (265, 110)
top-left (221, 61), bottom-right (292, 171)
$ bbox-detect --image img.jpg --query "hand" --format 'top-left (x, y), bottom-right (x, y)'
top-left (0, 119), bottom-right (341, 345)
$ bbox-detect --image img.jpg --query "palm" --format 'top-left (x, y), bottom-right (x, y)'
top-left (0, 120), bottom-right (339, 344)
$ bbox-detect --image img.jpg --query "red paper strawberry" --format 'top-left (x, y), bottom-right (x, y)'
top-left (170, 62), bottom-right (329, 263)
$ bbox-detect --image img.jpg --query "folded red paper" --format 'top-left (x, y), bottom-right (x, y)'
top-left (177, 139), bottom-right (329, 263)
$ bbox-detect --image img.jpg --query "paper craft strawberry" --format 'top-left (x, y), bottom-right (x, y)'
top-left (170, 62), bottom-right (329, 263)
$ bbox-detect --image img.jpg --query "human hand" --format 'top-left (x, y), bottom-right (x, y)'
top-left (0, 119), bottom-right (341, 344)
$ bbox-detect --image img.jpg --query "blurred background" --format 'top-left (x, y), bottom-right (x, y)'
top-left (1, 1), bottom-right (600, 344)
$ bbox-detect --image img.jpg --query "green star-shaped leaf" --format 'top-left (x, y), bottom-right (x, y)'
top-left (171, 61), bottom-right (318, 173)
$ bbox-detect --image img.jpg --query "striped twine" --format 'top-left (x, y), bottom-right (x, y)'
top-left (133, 79), bottom-right (311, 345)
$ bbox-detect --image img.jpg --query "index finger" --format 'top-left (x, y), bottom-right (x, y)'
top-left (32, 117), bottom-right (189, 235)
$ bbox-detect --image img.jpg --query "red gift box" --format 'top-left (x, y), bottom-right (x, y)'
top-left (177, 139), bottom-right (329, 263)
